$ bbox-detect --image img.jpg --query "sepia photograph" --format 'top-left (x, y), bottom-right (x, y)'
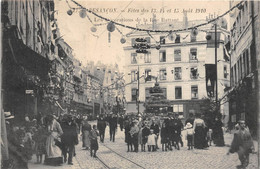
top-left (1, 0), bottom-right (259, 168)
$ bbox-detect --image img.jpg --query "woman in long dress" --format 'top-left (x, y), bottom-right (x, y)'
top-left (81, 118), bottom-right (91, 150)
top-left (193, 113), bottom-right (208, 149)
top-left (212, 117), bottom-right (225, 146)
top-left (45, 115), bottom-right (63, 166)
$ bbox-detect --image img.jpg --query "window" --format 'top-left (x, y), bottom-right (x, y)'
top-left (190, 67), bottom-right (198, 79)
top-left (144, 52), bottom-right (151, 63)
top-left (145, 69), bottom-right (151, 81)
top-left (159, 51), bottom-right (166, 62)
top-left (131, 53), bottom-right (137, 64)
top-left (234, 64), bottom-right (237, 84)
top-left (246, 49), bottom-right (249, 75)
top-left (231, 67), bottom-right (234, 87)
top-left (131, 71), bottom-right (137, 82)
top-left (174, 49), bottom-right (181, 61)
top-left (224, 65), bottom-right (228, 79)
top-left (173, 104), bottom-right (183, 115)
top-left (191, 86), bottom-right (198, 99)
top-left (159, 69), bottom-right (167, 80)
top-left (174, 67), bottom-right (182, 80)
top-left (240, 56), bottom-right (244, 79)
top-left (161, 88), bottom-right (167, 98)
top-left (131, 38), bottom-right (136, 46)
top-left (175, 34), bottom-right (180, 43)
top-left (237, 58), bottom-right (241, 81)
top-left (175, 87), bottom-right (182, 99)
top-left (145, 87), bottom-right (150, 100)
top-left (190, 34), bottom-right (196, 42)
top-left (160, 36), bottom-right (165, 44)
top-left (190, 48), bottom-right (197, 61)
top-left (131, 88), bottom-right (137, 101)
top-left (145, 37), bottom-right (151, 44)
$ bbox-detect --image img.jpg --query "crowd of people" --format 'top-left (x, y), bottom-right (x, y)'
top-left (1, 111), bottom-right (255, 169)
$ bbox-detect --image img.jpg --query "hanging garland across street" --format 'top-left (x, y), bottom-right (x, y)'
top-left (68, 0), bottom-right (244, 33)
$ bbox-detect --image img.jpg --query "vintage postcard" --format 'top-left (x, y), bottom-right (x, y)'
top-left (1, 0), bottom-right (259, 168)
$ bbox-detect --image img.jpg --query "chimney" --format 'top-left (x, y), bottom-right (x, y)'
top-left (152, 13), bottom-right (157, 30)
top-left (183, 11), bottom-right (188, 29)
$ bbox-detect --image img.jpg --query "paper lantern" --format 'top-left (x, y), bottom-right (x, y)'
top-left (67, 9), bottom-right (73, 16)
top-left (206, 34), bottom-right (211, 40)
top-left (107, 22), bottom-right (115, 32)
top-left (191, 28), bottom-right (198, 36)
top-left (91, 26), bottom-right (97, 32)
top-left (79, 9), bottom-right (87, 18)
top-left (155, 44), bottom-right (161, 50)
top-left (168, 32), bottom-right (176, 41)
top-left (120, 37), bottom-right (126, 44)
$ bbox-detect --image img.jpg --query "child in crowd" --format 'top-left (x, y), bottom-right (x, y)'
top-left (141, 121), bottom-right (150, 152)
top-left (89, 125), bottom-right (99, 158)
top-left (185, 122), bottom-right (194, 150)
top-left (160, 122), bottom-right (168, 151)
top-left (207, 128), bottom-right (213, 146)
top-left (147, 129), bottom-right (157, 152)
top-left (33, 125), bottom-right (47, 164)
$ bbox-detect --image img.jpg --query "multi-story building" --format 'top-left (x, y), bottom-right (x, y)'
top-left (123, 14), bottom-right (230, 122)
top-left (102, 64), bottom-right (125, 114)
top-left (228, 1), bottom-right (259, 136)
top-left (2, 0), bottom-right (56, 119)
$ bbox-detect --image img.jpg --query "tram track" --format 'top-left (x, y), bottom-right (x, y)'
top-left (94, 143), bottom-right (145, 169)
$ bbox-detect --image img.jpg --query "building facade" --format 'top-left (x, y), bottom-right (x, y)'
top-left (123, 14), bottom-right (230, 122)
top-left (228, 1), bottom-right (259, 136)
top-left (2, 0), bottom-right (56, 120)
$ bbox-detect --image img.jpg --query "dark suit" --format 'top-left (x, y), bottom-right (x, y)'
top-left (108, 117), bottom-right (117, 142)
top-left (97, 119), bottom-right (106, 142)
top-left (61, 121), bottom-right (78, 164)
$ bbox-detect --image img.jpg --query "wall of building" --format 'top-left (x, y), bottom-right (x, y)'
top-left (123, 18), bottom-right (230, 119)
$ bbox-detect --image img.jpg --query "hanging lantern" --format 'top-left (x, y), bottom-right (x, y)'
top-left (107, 22), bottom-right (115, 32)
top-left (191, 28), bottom-right (198, 36)
top-left (120, 37), bottom-right (126, 44)
top-left (218, 18), bottom-right (228, 29)
top-left (91, 26), bottom-right (97, 32)
top-left (237, 3), bottom-right (243, 10)
top-left (206, 34), bottom-right (211, 40)
top-left (79, 9), bottom-right (87, 18)
top-left (67, 9), bottom-right (73, 16)
top-left (168, 32), bottom-right (176, 41)
top-left (155, 44), bottom-right (161, 50)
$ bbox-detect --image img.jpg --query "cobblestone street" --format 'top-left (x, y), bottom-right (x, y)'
top-left (28, 123), bottom-right (258, 169)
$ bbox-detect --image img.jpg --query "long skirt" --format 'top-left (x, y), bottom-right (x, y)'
top-left (90, 139), bottom-right (99, 150)
top-left (213, 128), bottom-right (225, 146)
top-left (45, 132), bottom-right (63, 165)
top-left (138, 130), bottom-right (143, 145)
top-left (82, 130), bottom-right (91, 148)
top-left (194, 126), bottom-right (208, 149)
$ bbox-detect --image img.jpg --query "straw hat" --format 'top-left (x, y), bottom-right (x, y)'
top-left (5, 112), bottom-right (14, 120)
top-left (185, 122), bottom-right (193, 129)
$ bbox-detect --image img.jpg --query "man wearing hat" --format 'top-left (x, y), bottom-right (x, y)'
top-left (227, 120), bottom-right (255, 168)
top-left (61, 115), bottom-right (78, 165)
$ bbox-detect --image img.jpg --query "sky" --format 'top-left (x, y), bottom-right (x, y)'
top-left (54, 0), bottom-right (230, 71)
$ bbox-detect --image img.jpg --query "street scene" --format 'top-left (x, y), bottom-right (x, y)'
top-left (1, 0), bottom-right (259, 169)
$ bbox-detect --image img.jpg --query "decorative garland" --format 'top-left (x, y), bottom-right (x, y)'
top-left (68, 0), bottom-right (244, 33)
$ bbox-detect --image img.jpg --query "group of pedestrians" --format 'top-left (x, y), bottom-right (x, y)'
top-left (122, 112), bottom-right (229, 153)
top-left (2, 111), bottom-right (255, 169)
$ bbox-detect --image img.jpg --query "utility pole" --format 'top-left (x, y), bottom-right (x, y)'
top-left (137, 66), bottom-right (140, 114)
top-left (215, 23), bottom-right (218, 103)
